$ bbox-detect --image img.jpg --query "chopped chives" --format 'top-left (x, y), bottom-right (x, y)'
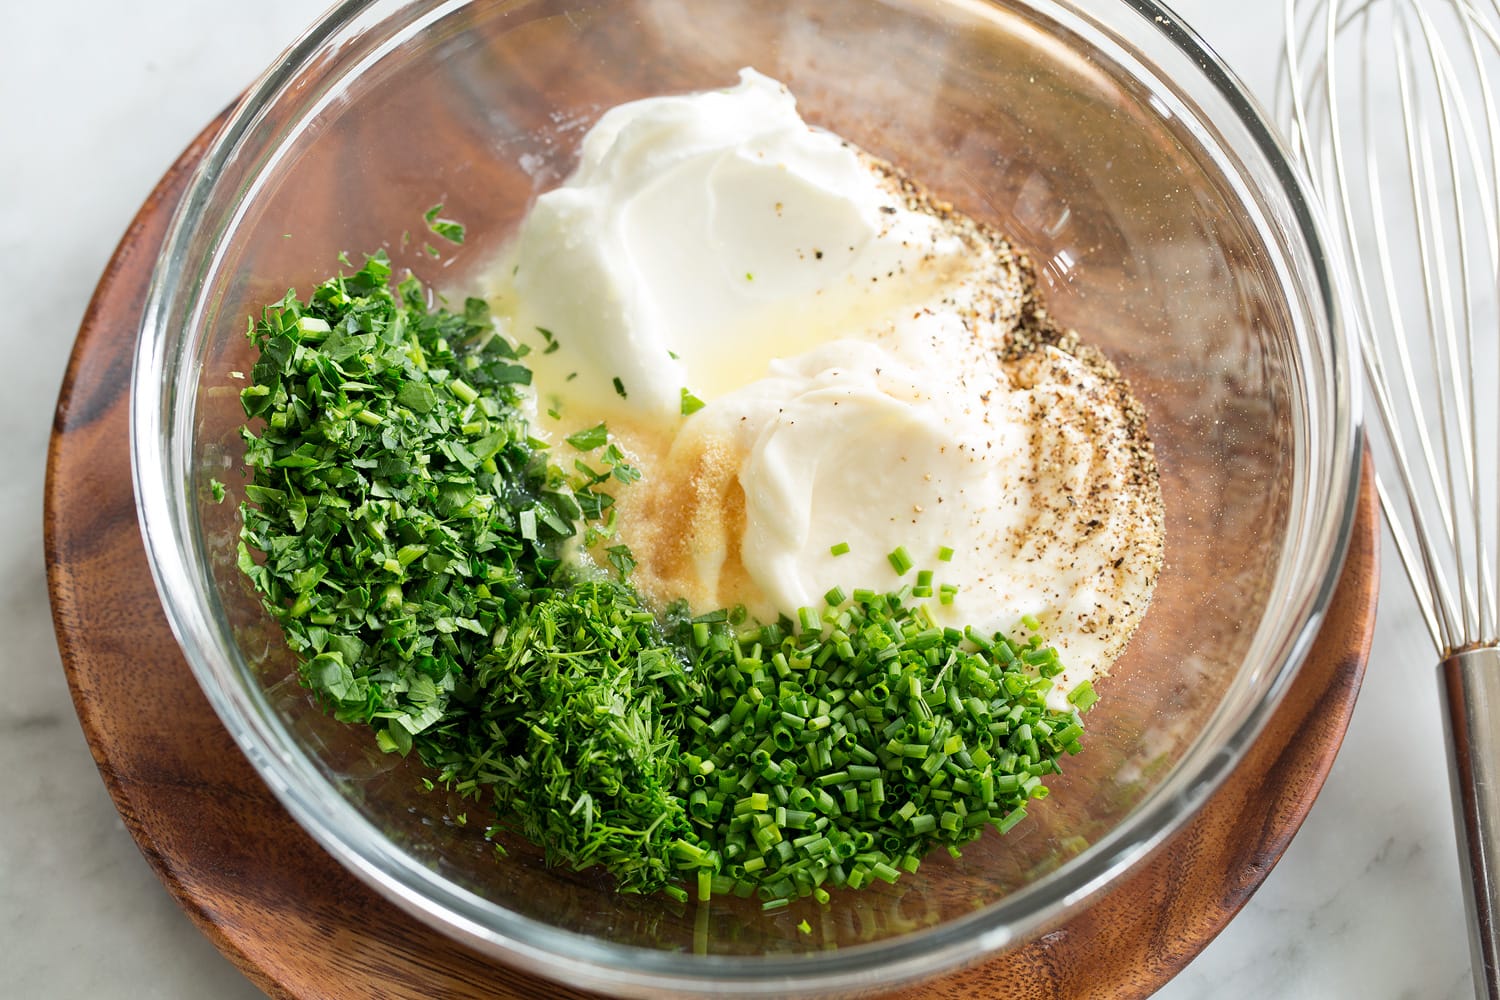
top-left (937, 545), bottom-right (955, 562)
top-left (995, 806), bottom-right (1028, 834)
top-left (830, 541), bottom-right (851, 557)
top-left (887, 546), bottom-right (914, 576)
top-left (1067, 680), bottom-right (1098, 712)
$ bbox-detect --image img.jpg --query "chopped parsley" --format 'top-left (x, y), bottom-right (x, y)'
top-left (423, 203), bottom-right (466, 245)
top-left (565, 422), bottom-right (609, 451)
top-left (236, 253), bottom-right (664, 884)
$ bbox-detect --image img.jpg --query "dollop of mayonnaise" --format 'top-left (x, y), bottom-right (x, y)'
top-left (491, 69), bottom-right (1163, 705)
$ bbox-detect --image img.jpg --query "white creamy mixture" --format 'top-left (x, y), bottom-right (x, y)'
top-left (490, 70), bottom-right (1163, 705)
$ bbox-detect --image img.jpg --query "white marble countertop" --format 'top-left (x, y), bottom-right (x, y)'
top-left (0, 2), bottom-right (1474, 997)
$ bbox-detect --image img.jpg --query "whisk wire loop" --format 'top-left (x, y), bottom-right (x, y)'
top-left (1397, 11), bottom-right (1480, 645)
top-left (1286, 0), bottom-right (1500, 656)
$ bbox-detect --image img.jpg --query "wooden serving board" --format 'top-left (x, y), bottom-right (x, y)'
top-left (45, 112), bottom-right (1379, 1000)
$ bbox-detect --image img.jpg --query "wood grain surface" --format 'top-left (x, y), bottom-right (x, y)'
top-left (45, 111), bottom-right (1379, 999)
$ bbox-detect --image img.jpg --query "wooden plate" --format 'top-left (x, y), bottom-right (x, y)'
top-left (44, 113), bottom-right (1379, 1000)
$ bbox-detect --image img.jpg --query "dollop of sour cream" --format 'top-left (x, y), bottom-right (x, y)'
top-left (491, 69), bottom-right (1163, 705)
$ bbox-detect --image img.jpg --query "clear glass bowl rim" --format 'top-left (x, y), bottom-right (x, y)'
top-left (130, 0), bottom-right (1363, 994)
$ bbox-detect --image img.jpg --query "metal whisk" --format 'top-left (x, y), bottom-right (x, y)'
top-left (1283, 0), bottom-right (1500, 994)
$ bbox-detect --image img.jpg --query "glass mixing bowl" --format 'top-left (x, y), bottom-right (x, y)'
top-left (132, 0), bottom-right (1359, 994)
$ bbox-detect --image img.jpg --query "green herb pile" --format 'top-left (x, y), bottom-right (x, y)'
top-left (670, 598), bottom-right (1092, 906)
top-left (236, 252), bottom-right (1092, 907)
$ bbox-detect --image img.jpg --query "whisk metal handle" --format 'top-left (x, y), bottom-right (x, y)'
top-left (1442, 647), bottom-right (1500, 1000)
